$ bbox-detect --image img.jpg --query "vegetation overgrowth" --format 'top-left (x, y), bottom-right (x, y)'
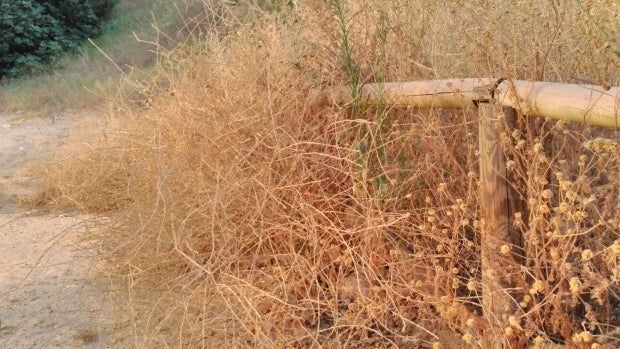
top-left (35, 0), bottom-right (619, 347)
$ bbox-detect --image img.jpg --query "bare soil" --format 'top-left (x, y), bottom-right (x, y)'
top-left (0, 112), bottom-right (118, 348)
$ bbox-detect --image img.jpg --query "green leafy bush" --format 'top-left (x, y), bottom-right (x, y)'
top-left (0, 0), bottom-right (118, 79)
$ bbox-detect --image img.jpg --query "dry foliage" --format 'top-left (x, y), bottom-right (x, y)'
top-left (38, 0), bottom-right (619, 348)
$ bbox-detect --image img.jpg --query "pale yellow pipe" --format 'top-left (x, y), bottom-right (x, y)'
top-left (495, 80), bottom-right (619, 129)
top-left (317, 79), bottom-right (620, 129)
top-left (316, 78), bottom-right (496, 109)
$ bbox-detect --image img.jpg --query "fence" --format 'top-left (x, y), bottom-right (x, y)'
top-left (317, 78), bottom-right (619, 348)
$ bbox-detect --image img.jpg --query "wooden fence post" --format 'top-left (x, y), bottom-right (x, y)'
top-left (478, 103), bottom-right (524, 348)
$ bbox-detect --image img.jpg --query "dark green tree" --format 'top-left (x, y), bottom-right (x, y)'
top-left (0, 0), bottom-right (118, 79)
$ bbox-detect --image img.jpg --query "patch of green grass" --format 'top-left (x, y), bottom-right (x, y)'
top-left (0, 0), bottom-right (199, 114)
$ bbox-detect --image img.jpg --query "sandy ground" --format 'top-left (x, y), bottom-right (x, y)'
top-left (0, 112), bottom-right (117, 348)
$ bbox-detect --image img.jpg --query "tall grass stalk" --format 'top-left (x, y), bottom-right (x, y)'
top-left (332, 0), bottom-right (393, 205)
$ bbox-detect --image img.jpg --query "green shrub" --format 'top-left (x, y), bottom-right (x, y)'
top-left (0, 0), bottom-right (119, 79)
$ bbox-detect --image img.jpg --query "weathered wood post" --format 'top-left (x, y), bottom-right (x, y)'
top-left (478, 103), bottom-right (524, 348)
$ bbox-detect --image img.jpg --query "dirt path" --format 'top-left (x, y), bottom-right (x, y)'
top-left (0, 112), bottom-right (117, 348)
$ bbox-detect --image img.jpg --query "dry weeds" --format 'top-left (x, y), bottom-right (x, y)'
top-left (37, 0), bottom-right (619, 348)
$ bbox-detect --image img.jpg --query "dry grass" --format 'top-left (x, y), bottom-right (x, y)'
top-left (37, 0), bottom-right (619, 348)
